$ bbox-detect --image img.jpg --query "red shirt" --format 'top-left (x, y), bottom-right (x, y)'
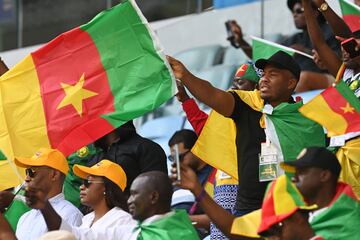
top-left (182, 98), bottom-right (208, 136)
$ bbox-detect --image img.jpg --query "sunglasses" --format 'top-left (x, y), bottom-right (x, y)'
top-left (25, 166), bottom-right (50, 178)
top-left (293, 8), bottom-right (304, 14)
top-left (82, 179), bottom-right (104, 188)
top-left (167, 150), bottom-right (190, 162)
top-left (25, 168), bottom-right (36, 178)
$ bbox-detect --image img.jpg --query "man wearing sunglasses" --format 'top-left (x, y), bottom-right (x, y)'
top-left (13, 148), bottom-right (83, 240)
top-left (168, 129), bottom-right (214, 238)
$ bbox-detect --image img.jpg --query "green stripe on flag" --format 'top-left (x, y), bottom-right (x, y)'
top-left (0, 150), bottom-right (6, 160)
top-left (285, 176), bottom-right (305, 207)
top-left (252, 36), bottom-right (314, 61)
top-left (252, 36), bottom-right (294, 61)
top-left (80, 0), bottom-right (175, 126)
top-left (311, 192), bottom-right (360, 239)
top-left (339, 0), bottom-right (360, 15)
top-left (336, 80), bottom-right (360, 113)
top-left (267, 101), bottom-right (326, 162)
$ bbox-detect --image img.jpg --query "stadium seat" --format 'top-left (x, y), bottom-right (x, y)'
top-left (138, 115), bottom-right (186, 140)
top-left (174, 44), bottom-right (224, 72)
top-left (222, 46), bottom-right (249, 66)
top-left (195, 64), bottom-right (238, 90)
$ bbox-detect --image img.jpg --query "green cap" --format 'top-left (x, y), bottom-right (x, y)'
top-left (234, 64), bottom-right (260, 83)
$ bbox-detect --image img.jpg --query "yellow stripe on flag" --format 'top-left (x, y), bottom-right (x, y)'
top-left (0, 55), bottom-right (50, 190)
top-left (299, 94), bottom-right (348, 136)
top-left (336, 136), bottom-right (360, 200)
top-left (192, 110), bottom-right (238, 179)
top-left (231, 209), bottom-right (261, 238)
top-left (273, 175), bottom-right (297, 215)
top-left (192, 90), bottom-right (264, 180)
top-left (215, 170), bottom-right (238, 186)
top-left (0, 161), bottom-right (24, 190)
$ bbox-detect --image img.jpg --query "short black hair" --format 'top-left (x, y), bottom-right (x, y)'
top-left (139, 171), bottom-right (173, 209)
top-left (168, 129), bottom-right (198, 149)
top-left (103, 177), bottom-right (128, 211)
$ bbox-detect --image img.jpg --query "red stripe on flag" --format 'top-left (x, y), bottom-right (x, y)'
top-left (327, 183), bottom-right (358, 206)
top-left (343, 15), bottom-right (360, 31)
top-left (259, 182), bottom-right (277, 229)
top-left (32, 27), bottom-right (115, 155)
top-left (207, 168), bottom-right (217, 184)
top-left (321, 87), bottom-right (360, 133)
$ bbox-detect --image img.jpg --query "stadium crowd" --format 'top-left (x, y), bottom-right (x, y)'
top-left (0, 0), bottom-right (360, 239)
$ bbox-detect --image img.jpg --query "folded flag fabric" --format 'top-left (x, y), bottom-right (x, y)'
top-left (231, 175), bottom-right (316, 237)
top-left (136, 210), bottom-right (199, 240)
top-left (299, 80), bottom-right (360, 137)
top-left (310, 182), bottom-right (360, 240)
top-left (4, 184), bottom-right (31, 231)
top-left (251, 36), bottom-right (313, 61)
top-left (0, 0), bottom-right (175, 176)
top-left (231, 178), bottom-right (360, 239)
top-left (336, 137), bottom-right (360, 199)
top-left (0, 151), bottom-right (25, 191)
top-left (192, 90), bottom-right (325, 180)
top-left (339, 0), bottom-right (360, 32)
top-left (0, 150), bottom-right (6, 160)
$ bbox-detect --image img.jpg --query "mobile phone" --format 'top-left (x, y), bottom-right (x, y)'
top-left (225, 20), bottom-right (240, 48)
top-left (341, 37), bottom-right (360, 59)
top-left (174, 144), bottom-right (181, 182)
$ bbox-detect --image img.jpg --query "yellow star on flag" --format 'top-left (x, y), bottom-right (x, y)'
top-left (340, 103), bottom-right (355, 114)
top-left (57, 73), bottom-right (98, 116)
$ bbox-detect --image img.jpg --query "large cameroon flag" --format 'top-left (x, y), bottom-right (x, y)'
top-left (299, 81), bottom-right (360, 137)
top-left (0, 0), bottom-right (175, 190)
top-left (339, 0), bottom-right (360, 32)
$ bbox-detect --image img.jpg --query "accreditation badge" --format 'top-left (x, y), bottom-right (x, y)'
top-left (259, 141), bottom-right (278, 182)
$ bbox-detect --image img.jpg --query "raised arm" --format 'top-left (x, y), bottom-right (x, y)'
top-left (176, 82), bottom-right (208, 135)
top-left (167, 56), bottom-right (235, 117)
top-left (24, 186), bottom-right (62, 231)
top-left (171, 164), bottom-right (261, 240)
top-left (312, 0), bottom-right (352, 38)
top-left (302, 0), bottom-right (342, 76)
top-left (228, 21), bottom-right (253, 59)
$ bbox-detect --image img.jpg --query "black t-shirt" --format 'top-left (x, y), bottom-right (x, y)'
top-left (282, 22), bottom-right (341, 73)
top-left (229, 92), bottom-right (268, 211)
top-left (88, 133), bottom-right (167, 196)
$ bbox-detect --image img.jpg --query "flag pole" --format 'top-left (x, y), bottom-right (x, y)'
top-left (260, 0), bottom-right (264, 38)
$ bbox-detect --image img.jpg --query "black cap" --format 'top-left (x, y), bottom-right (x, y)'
top-left (281, 147), bottom-right (341, 176)
top-left (287, 0), bottom-right (300, 10)
top-left (255, 51), bottom-right (301, 80)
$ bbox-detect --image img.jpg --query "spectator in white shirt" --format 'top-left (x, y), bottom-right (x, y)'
top-left (0, 171), bottom-right (198, 240)
top-left (71, 159), bottom-right (136, 230)
top-left (14, 148), bottom-right (83, 240)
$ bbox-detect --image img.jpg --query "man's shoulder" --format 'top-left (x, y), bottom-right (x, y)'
top-left (17, 208), bottom-right (36, 222)
top-left (282, 32), bottom-right (303, 46)
top-left (137, 136), bottom-right (166, 156)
